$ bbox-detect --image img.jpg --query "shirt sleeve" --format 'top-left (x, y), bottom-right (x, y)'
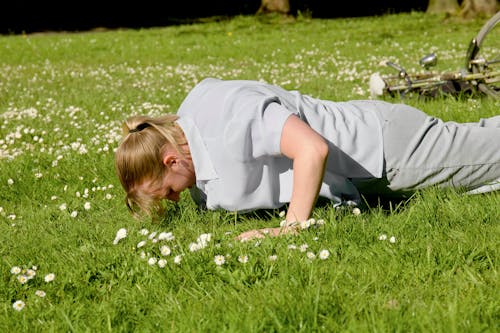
top-left (223, 99), bottom-right (294, 162)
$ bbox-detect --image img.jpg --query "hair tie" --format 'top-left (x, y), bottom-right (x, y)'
top-left (129, 123), bottom-right (151, 134)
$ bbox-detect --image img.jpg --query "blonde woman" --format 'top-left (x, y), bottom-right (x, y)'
top-left (116, 78), bottom-right (500, 240)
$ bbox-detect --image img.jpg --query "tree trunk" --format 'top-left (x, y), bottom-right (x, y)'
top-left (426, 0), bottom-right (460, 14)
top-left (257, 0), bottom-right (291, 15)
top-left (460, 0), bottom-right (499, 19)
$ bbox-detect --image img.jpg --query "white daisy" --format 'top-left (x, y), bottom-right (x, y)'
top-left (158, 259), bottom-right (167, 268)
top-left (12, 300), bottom-right (25, 311)
top-left (160, 245), bottom-right (171, 256)
top-left (10, 266), bottom-right (21, 274)
top-left (137, 241), bottom-right (146, 248)
top-left (173, 255), bottom-right (182, 265)
top-left (35, 290), bottom-right (46, 298)
top-left (25, 269), bottom-right (36, 279)
top-left (378, 234), bottom-right (387, 241)
top-left (389, 236), bottom-right (396, 243)
top-left (44, 273), bottom-right (55, 282)
top-left (269, 255), bottom-right (278, 261)
top-left (147, 257), bottom-right (157, 265)
top-left (306, 251), bottom-right (316, 260)
top-left (214, 255), bottom-right (225, 266)
top-left (189, 242), bottom-right (201, 252)
top-left (299, 244), bottom-right (309, 252)
top-left (197, 233), bottom-right (211, 248)
top-left (158, 232), bottom-right (174, 241)
top-left (238, 255), bottom-right (249, 263)
top-left (84, 202), bottom-right (91, 210)
top-left (318, 249), bottom-right (330, 260)
top-left (17, 275), bottom-right (28, 284)
top-left (139, 228), bottom-right (149, 236)
top-left (113, 228), bottom-right (127, 245)
top-left (70, 211), bottom-right (78, 218)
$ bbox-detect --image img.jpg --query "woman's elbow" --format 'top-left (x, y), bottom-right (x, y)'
top-left (316, 138), bottom-right (329, 161)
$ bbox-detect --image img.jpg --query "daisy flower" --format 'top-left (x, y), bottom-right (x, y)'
top-left (10, 266), bottom-right (21, 274)
top-left (306, 251), bottom-right (316, 260)
top-left (35, 290), bottom-right (46, 298)
top-left (197, 233), bottom-right (211, 248)
top-left (147, 257), bottom-right (158, 266)
top-left (158, 232), bottom-right (174, 241)
top-left (137, 241), bottom-right (146, 248)
top-left (158, 259), bottom-right (167, 268)
top-left (214, 255), bottom-right (225, 266)
top-left (173, 255), bottom-right (183, 265)
top-left (113, 228), bottom-right (127, 245)
top-left (44, 273), bottom-right (55, 283)
top-left (25, 269), bottom-right (36, 279)
top-left (378, 234), bottom-right (387, 241)
top-left (316, 219), bottom-right (326, 226)
top-left (12, 300), bottom-right (25, 311)
top-left (189, 242), bottom-right (201, 252)
top-left (160, 245), bottom-right (171, 256)
top-left (139, 228), bottom-right (149, 236)
top-left (269, 255), bottom-right (278, 261)
top-left (17, 275), bottom-right (28, 284)
top-left (299, 244), bottom-right (309, 252)
top-left (389, 236), bottom-right (396, 243)
top-left (318, 249), bottom-right (330, 260)
top-left (238, 255), bottom-right (249, 264)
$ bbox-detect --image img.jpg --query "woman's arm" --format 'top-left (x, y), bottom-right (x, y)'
top-left (235, 114), bottom-right (328, 241)
top-left (280, 114), bottom-right (328, 223)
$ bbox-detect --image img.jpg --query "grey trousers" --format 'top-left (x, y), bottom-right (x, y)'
top-left (353, 103), bottom-right (500, 196)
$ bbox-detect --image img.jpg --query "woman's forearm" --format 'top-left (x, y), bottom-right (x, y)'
top-left (286, 148), bottom-right (327, 223)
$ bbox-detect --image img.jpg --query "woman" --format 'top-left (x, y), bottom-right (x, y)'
top-left (115, 78), bottom-right (500, 240)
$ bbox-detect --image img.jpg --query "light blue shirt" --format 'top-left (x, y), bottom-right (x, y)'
top-left (176, 78), bottom-right (384, 212)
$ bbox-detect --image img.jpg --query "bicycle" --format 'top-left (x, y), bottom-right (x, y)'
top-left (369, 11), bottom-right (500, 100)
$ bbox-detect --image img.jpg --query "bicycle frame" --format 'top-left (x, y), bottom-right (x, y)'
top-left (371, 12), bottom-right (500, 99)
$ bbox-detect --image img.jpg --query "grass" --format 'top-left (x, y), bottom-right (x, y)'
top-left (0, 11), bottom-right (499, 332)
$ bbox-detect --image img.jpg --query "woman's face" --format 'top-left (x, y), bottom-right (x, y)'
top-left (139, 158), bottom-right (195, 203)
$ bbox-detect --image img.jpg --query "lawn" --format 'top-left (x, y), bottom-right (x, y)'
top-left (0, 12), bottom-right (499, 332)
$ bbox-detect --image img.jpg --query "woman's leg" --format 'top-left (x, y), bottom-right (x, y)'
top-left (381, 105), bottom-right (500, 193)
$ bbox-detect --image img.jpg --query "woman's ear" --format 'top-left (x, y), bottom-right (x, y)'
top-left (162, 151), bottom-right (177, 168)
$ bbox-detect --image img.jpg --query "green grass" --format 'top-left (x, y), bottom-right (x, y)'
top-left (1, 12), bottom-right (499, 332)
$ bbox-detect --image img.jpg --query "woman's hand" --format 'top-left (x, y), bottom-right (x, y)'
top-left (235, 226), bottom-right (298, 242)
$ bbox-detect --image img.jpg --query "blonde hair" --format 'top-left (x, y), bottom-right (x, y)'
top-left (115, 114), bottom-right (187, 218)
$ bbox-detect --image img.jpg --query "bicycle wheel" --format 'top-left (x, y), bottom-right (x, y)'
top-left (465, 11), bottom-right (500, 99)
